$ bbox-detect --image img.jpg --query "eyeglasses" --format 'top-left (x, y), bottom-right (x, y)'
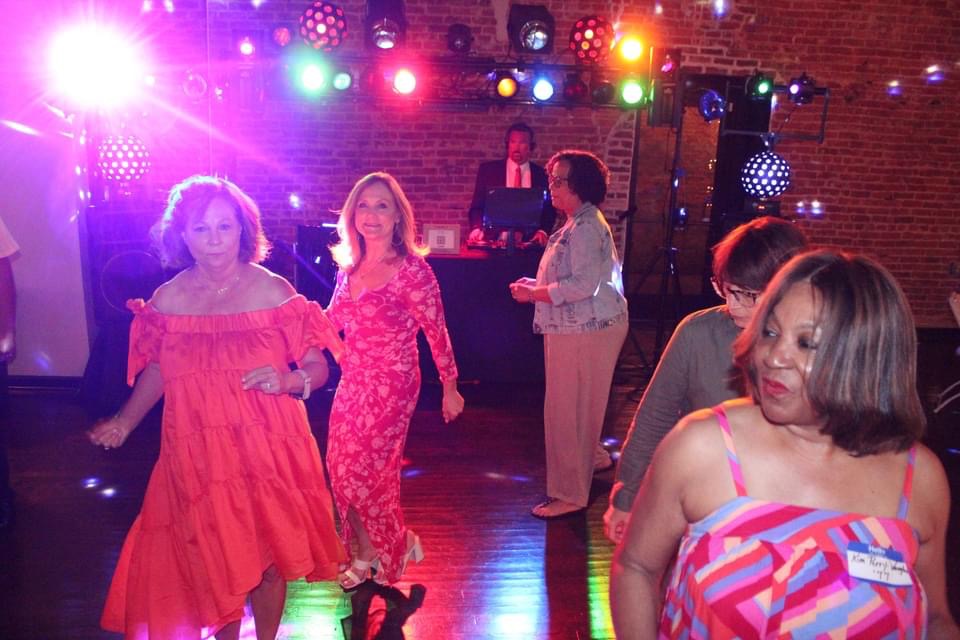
top-left (548, 175), bottom-right (569, 186)
top-left (711, 277), bottom-right (760, 308)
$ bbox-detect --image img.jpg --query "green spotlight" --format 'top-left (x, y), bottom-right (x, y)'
top-left (746, 71), bottom-right (774, 100)
top-left (620, 78), bottom-right (645, 106)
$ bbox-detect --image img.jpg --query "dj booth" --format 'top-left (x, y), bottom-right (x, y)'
top-left (295, 226), bottom-right (544, 384)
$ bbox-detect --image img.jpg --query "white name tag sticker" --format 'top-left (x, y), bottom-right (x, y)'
top-left (846, 542), bottom-right (912, 587)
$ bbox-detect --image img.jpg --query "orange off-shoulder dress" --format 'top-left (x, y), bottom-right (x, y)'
top-left (101, 296), bottom-right (346, 639)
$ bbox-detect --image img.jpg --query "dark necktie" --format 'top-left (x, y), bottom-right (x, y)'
top-left (514, 165), bottom-right (522, 188)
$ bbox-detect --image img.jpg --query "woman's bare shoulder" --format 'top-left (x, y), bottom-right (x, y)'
top-left (149, 270), bottom-right (190, 313)
top-left (909, 443), bottom-right (951, 541)
top-left (248, 264), bottom-right (296, 305)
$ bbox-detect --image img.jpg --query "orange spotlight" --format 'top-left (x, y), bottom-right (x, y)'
top-left (617, 35), bottom-right (644, 63)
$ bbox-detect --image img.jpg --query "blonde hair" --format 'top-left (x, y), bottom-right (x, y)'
top-left (330, 172), bottom-right (427, 271)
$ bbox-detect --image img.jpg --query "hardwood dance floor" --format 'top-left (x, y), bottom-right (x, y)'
top-left (0, 339), bottom-right (957, 639)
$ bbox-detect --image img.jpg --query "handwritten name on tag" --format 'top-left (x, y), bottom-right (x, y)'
top-left (847, 542), bottom-right (912, 587)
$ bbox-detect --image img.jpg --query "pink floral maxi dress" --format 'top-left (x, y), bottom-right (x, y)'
top-left (325, 255), bottom-right (458, 583)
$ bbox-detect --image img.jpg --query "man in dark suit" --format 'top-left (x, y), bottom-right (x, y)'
top-left (467, 122), bottom-right (556, 246)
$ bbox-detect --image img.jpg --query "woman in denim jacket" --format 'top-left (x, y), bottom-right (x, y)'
top-left (510, 150), bottom-right (628, 519)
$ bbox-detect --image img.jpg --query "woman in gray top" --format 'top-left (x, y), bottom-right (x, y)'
top-left (510, 150), bottom-right (628, 519)
top-left (603, 216), bottom-right (808, 541)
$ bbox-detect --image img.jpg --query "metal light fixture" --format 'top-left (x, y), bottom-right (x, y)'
top-left (365, 0), bottom-right (406, 51)
top-left (746, 70), bottom-right (773, 100)
top-left (446, 23), bottom-right (473, 55)
top-left (787, 72), bottom-right (815, 104)
top-left (508, 4), bottom-right (555, 54)
top-left (698, 89), bottom-right (725, 122)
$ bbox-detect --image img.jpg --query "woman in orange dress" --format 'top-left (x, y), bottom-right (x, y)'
top-left (88, 176), bottom-right (345, 639)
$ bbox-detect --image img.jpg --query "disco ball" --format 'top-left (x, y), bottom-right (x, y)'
top-left (568, 16), bottom-right (613, 64)
top-left (741, 150), bottom-right (791, 198)
top-left (96, 135), bottom-right (151, 183)
top-left (299, 1), bottom-right (347, 51)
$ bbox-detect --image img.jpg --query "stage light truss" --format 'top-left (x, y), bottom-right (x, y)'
top-left (263, 51), bottom-right (660, 109)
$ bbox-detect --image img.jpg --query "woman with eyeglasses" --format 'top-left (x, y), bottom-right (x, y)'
top-left (509, 150), bottom-right (629, 519)
top-left (603, 216), bottom-right (807, 543)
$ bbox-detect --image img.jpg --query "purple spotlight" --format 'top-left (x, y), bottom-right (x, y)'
top-left (886, 80), bottom-right (903, 97)
top-left (48, 25), bottom-right (149, 109)
top-left (924, 65), bottom-right (945, 84)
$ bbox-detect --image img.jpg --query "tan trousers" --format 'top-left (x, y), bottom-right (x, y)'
top-left (543, 320), bottom-right (628, 507)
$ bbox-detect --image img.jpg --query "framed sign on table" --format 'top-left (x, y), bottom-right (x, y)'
top-left (422, 223), bottom-right (461, 254)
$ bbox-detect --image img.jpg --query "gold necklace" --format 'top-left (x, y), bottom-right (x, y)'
top-left (196, 268), bottom-right (242, 295)
top-left (356, 252), bottom-right (395, 281)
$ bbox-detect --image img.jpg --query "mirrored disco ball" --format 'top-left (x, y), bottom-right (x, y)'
top-left (740, 150), bottom-right (791, 198)
top-left (96, 135), bottom-right (151, 182)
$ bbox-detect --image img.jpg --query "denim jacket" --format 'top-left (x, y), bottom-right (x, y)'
top-left (533, 202), bottom-right (628, 334)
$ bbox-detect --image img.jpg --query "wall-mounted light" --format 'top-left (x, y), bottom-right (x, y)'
top-left (698, 89), bottom-right (725, 121)
top-left (787, 72), bottom-right (815, 104)
top-left (745, 70), bottom-right (773, 100)
top-left (446, 23), bottom-right (473, 55)
top-left (365, 0), bottom-right (406, 51)
top-left (568, 15), bottom-right (613, 64)
top-left (508, 4), bottom-right (555, 54)
top-left (299, 2), bottom-right (347, 51)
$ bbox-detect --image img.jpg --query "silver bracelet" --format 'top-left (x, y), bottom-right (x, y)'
top-left (292, 368), bottom-right (311, 400)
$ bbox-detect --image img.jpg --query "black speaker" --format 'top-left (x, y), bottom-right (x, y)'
top-left (295, 224), bottom-right (340, 307)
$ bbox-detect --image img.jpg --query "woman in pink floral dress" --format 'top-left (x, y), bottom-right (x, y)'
top-left (325, 172), bottom-right (464, 590)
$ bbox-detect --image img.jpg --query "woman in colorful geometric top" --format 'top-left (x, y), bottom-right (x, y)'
top-left (611, 250), bottom-right (959, 639)
top-left (326, 172), bottom-right (464, 590)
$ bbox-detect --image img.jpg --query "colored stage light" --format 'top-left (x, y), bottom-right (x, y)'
top-left (590, 79), bottom-right (616, 104)
top-left (508, 5), bottom-right (555, 54)
top-left (332, 70), bottom-right (353, 91)
top-left (787, 73), bottom-right (815, 104)
top-left (616, 35), bottom-right (644, 63)
top-left (532, 77), bottom-right (555, 101)
top-left (746, 71), bottom-right (773, 99)
top-left (925, 64), bottom-right (945, 84)
top-left (568, 16), bottom-right (613, 64)
top-left (392, 68), bottom-right (416, 94)
top-left (886, 80), bottom-right (903, 97)
top-left (299, 1), bottom-right (348, 51)
top-left (620, 78), bottom-right (645, 106)
top-left (48, 25), bottom-right (149, 109)
top-left (698, 89), bottom-right (725, 121)
top-left (366, 0), bottom-right (407, 51)
top-left (562, 74), bottom-right (588, 101)
top-left (96, 134), bottom-right (152, 183)
top-left (300, 63), bottom-right (328, 92)
top-left (238, 36), bottom-right (256, 57)
top-left (495, 72), bottom-right (518, 98)
top-left (272, 25), bottom-right (293, 48)
top-left (740, 150), bottom-right (791, 198)
top-left (446, 23), bottom-right (473, 54)
top-left (181, 70), bottom-right (208, 100)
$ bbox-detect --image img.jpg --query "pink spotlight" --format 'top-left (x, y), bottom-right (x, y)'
top-left (48, 25), bottom-right (149, 109)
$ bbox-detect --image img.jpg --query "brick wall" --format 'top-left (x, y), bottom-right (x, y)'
top-left (96, 0), bottom-right (960, 326)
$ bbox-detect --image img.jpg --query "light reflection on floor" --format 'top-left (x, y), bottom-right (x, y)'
top-left (233, 580), bottom-right (350, 639)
